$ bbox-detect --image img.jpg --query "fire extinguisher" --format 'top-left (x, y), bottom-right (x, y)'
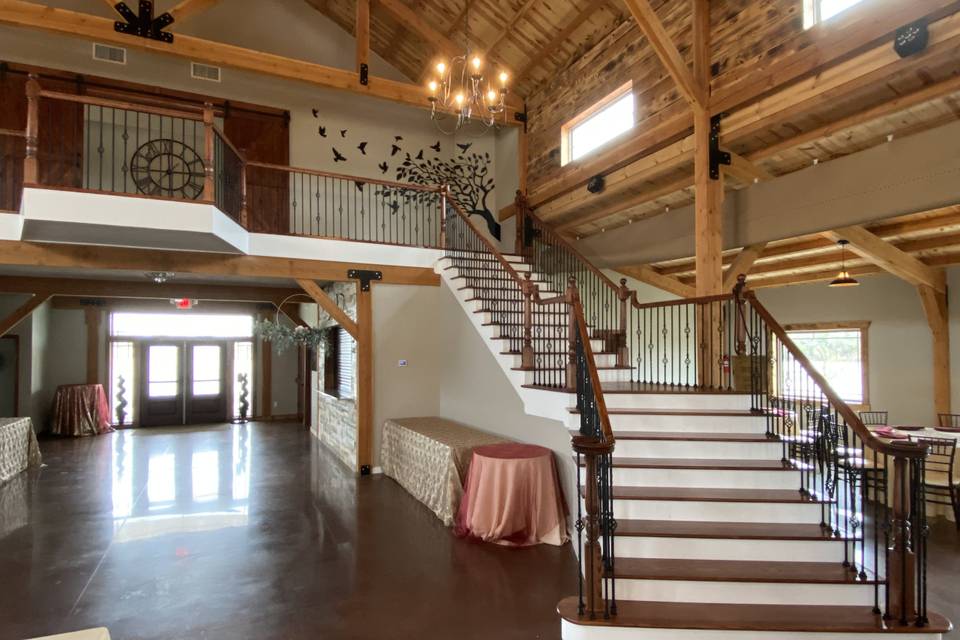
top-left (722, 355), bottom-right (731, 374)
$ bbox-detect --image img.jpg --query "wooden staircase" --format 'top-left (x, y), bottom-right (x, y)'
top-left (437, 202), bottom-right (951, 639)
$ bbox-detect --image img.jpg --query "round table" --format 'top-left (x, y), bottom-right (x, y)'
top-left (454, 443), bottom-right (568, 547)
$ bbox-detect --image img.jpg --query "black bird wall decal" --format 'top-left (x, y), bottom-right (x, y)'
top-left (394, 135), bottom-right (403, 141)
top-left (415, 149), bottom-right (424, 160)
top-left (340, 129), bottom-right (348, 138)
top-left (388, 201), bottom-right (400, 214)
top-left (355, 181), bottom-right (365, 192)
top-left (311, 108), bottom-right (319, 118)
top-left (357, 142), bottom-right (368, 155)
top-left (318, 126), bottom-right (326, 137)
top-left (430, 141), bottom-right (441, 152)
top-left (378, 161), bottom-right (389, 174)
top-left (332, 148), bottom-right (347, 162)
top-left (456, 142), bottom-right (473, 154)
top-left (390, 144), bottom-right (402, 156)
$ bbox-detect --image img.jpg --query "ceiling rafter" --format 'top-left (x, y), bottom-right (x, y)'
top-left (168, 0), bottom-right (221, 25)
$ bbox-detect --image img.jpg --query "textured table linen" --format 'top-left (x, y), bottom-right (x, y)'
top-left (380, 417), bottom-right (508, 526)
top-left (455, 443), bottom-right (568, 547)
top-left (50, 384), bottom-right (113, 437)
top-left (0, 417), bottom-right (41, 485)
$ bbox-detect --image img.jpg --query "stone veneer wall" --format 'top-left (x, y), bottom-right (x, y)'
top-left (315, 282), bottom-right (359, 470)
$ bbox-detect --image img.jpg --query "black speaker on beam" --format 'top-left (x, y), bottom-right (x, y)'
top-left (894, 19), bottom-right (929, 58)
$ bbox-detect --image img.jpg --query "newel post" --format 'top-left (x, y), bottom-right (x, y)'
top-left (733, 274), bottom-right (748, 355)
top-left (887, 450), bottom-right (917, 624)
top-left (239, 162), bottom-right (249, 228)
top-left (617, 278), bottom-right (630, 368)
top-left (202, 102), bottom-right (215, 203)
top-left (566, 276), bottom-right (579, 391)
top-left (24, 74), bottom-right (40, 185)
top-left (521, 272), bottom-right (535, 369)
top-left (439, 185), bottom-right (448, 248)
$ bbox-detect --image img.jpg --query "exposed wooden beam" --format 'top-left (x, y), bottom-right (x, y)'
top-left (555, 175), bottom-right (692, 232)
top-left (279, 303), bottom-right (309, 328)
top-left (0, 274), bottom-right (303, 302)
top-left (374, 0), bottom-right (460, 58)
top-left (356, 283), bottom-right (373, 472)
top-left (0, 240), bottom-right (440, 287)
top-left (918, 282), bottom-right (951, 416)
top-left (0, 0), bottom-right (523, 124)
top-left (618, 264), bottom-right (694, 298)
top-left (747, 252), bottom-right (960, 289)
top-left (168, 0), bottom-right (221, 25)
top-left (484, 0), bottom-right (540, 58)
top-left (512, 0), bottom-right (609, 86)
top-left (296, 279), bottom-right (359, 338)
top-left (694, 107), bottom-right (723, 296)
top-left (724, 152), bottom-right (773, 185)
top-left (621, 0), bottom-right (703, 108)
top-left (0, 293), bottom-right (50, 337)
top-left (823, 226), bottom-right (946, 292)
top-left (356, 0), bottom-right (370, 73)
top-left (723, 243), bottom-right (767, 291)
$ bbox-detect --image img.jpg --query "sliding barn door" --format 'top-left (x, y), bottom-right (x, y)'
top-left (224, 109), bottom-right (290, 234)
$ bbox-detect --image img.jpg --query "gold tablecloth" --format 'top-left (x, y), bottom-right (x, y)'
top-left (380, 417), bottom-right (508, 526)
top-left (0, 417), bottom-right (41, 485)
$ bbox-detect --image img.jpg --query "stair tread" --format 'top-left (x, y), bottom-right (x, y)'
top-left (599, 486), bottom-right (826, 503)
top-left (570, 430), bottom-right (773, 442)
top-left (614, 519), bottom-right (847, 540)
top-left (613, 557), bottom-right (879, 584)
top-left (579, 457), bottom-right (793, 471)
top-left (557, 597), bottom-right (953, 633)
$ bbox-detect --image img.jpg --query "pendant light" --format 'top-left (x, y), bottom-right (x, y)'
top-left (828, 239), bottom-right (859, 287)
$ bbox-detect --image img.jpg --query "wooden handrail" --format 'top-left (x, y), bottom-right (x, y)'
top-left (572, 293), bottom-right (615, 446)
top-left (0, 128), bottom-right (25, 138)
top-left (211, 125), bottom-right (245, 160)
top-left (630, 291), bottom-right (734, 310)
top-left (446, 197), bottom-right (527, 284)
top-left (746, 292), bottom-right (925, 459)
top-left (527, 208), bottom-right (623, 293)
top-left (38, 89), bottom-right (205, 121)
top-left (245, 160), bottom-right (443, 193)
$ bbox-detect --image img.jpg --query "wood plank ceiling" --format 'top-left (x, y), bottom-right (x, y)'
top-left (303, 0), bottom-right (628, 98)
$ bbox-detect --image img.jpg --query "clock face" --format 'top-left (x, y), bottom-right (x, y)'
top-left (130, 139), bottom-right (206, 200)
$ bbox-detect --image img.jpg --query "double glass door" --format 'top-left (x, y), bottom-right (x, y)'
top-left (140, 341), bottom-right (228, 426)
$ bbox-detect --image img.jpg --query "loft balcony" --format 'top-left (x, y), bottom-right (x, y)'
top-left (0, 78), bottom-right (444, 268)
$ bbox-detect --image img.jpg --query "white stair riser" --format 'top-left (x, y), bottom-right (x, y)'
top-left (609, 499), bottom-right (823, 523)
top-left (612, 537), bottom-right (845, 563)
top-left (610, 439), bottom-right (783, 460)
top-left (602, 414), bottom-right (769, 433)
top-left (601, 394), bottom-right (754, 411)
top-left (560, 621), bottom-right (943, 640)
top-left (453, 275), bottom-right (559, 294)
top-left (612, 579), bottom-right (875, 607)
top-left (589, 467), bottom-right (801, 490)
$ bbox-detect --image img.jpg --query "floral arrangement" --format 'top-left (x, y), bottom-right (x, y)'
top-left (253, 318), bottom-right (332, 352)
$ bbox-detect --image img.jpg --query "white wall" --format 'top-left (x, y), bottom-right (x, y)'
top-left (0, 295), bottom-right (36, 425)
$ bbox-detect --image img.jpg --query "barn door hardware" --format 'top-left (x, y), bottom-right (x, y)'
top-left (709, 113), bottom-right (731, 181)
top-left (348, 269), bottom-right (383, 291)
top-left (113, 1), bottom-right (175, 43)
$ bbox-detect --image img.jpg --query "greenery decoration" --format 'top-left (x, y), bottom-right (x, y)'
top-left (237, 373), bottom-right (250, 422)
top-left (254, 319), bottom-right (333, 353)
top-left (115, 375), bottom-right (128, 426)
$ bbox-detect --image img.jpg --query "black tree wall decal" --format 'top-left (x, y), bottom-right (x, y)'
top-left (395, 151), bottom-right (500, 239)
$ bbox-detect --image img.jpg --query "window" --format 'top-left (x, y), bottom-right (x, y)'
top-left (561, 82), bottom-right (634, 165)
top-left (785, 322), bottom-right (869, 405)
top-left (804, 0), bottom-right (866, 29)
top-left (322, 327), bottom-right (355, 399)
top-left (111, 312), bottom-right (253, 338)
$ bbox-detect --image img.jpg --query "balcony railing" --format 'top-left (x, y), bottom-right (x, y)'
top-left (16, 74), bottom-right (444, 247)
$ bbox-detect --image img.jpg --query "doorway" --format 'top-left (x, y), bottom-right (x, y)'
top-left (140, 341), bottom-right (228, 426)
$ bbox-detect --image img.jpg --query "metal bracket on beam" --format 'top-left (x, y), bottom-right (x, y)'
top-left (515, 107), bottom-right (528, 133)
top-left (114, 0), bottom-right (174, 43)
top-left (709, 113), bottom-right (731, 181)
top-left (359, 63), bottom-right (369, 86)
top-left (348, 269), bottom-right (382, 292)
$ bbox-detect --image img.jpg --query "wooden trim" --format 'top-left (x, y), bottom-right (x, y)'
top-left (356, 284), bottom-right (373, 472)
top-left (782, 321), bottom-right (871, 410)
top-left (0, 240), bottom-right (440, 286)
top-left (0, 0), bottom-right (523, 124)
top-left (296, 279), bottom-right (359, 338)
top-left (39, 88), bottom-right (204, 121)
top-left (559, 81), bottom-right (633, 167)
top-left (0, 293), bottom-right (50, 337)
top-left (85, 306), bottom-right (101, 385)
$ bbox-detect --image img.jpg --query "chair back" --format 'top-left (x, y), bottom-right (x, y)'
top-left (859, 410), bottom-right (888, 426)
top-left (909, 435), bottom-right (957, 483)
top-left (938, 413), bottom-right (960, 428)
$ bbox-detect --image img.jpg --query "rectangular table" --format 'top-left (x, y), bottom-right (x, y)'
top-left (380, 417), bottom-right (508, 526)
top-left (0, 417), bottom-right (41, 485)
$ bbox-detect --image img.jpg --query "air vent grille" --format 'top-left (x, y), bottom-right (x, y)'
top-left (191, 62), bottom-right (222, 82)
top-left (92, 43), bottom-right (126, 65)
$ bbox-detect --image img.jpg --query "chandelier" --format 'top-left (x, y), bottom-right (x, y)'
top-left (425, 2), bottom-right (509, 133)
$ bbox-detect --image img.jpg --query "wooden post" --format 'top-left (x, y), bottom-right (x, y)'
top-left (202, 102), bottom-right (215, 203)
top-left (355, 0), bottom-right (370, 75)
top-left (617, 278), bottom-right (630, 367)
top-left (24, 74), bottom-right (40, 185)
top-left (565, 276), bottom-right (578, 391)
top-left (887, 453), bottom-right (917, 623)
top-left (581, 448), bottom-right (603, 617)
top-left (918, 283), bottom-right (951, 417)
top-left (521, 272), bottom-right (535, 369)
top-left (85, 306), bottom-right (101, 385)
top-left (356, 282), bottom-right (373, 473)
top-left (239, 162), bottom-right (249, 228)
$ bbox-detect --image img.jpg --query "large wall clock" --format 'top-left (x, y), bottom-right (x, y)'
top-left (130, 139), bottom-right (206, 200)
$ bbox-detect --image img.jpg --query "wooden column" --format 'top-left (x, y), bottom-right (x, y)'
top-left (0, 293), bottom-right (50, 338)
top-left (355, 0), bottom-right (370, 75)
top-left (918, 282), bottom-right (951, 417)
top-left (24, 73), bottom-right (40, 184)
top-left (202, 102), bottom-right (215, 203)
top-left (356, 283), bottom-right (373, 473)
top-left (84, 306), bottom-right (101, 385)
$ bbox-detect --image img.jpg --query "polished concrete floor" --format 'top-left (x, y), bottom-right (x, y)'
top-left (0, 423), bottom-right (578, 640)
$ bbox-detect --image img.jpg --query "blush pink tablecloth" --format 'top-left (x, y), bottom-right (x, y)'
top-left (50, 384), bottom-right (113, 437)
top-left (455, 443), bottom-right (568, 547)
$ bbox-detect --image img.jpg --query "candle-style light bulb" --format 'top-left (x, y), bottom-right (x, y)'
top-left (436, 61), bottom-right (446, 75)
top-left (428, 80), bottom-right (438, 96)
top-left (498, 71), bottom-right (508, 85)
top-left (454, 93), bottom-right (465, 105)
top-left (471, 56), bottom-right (482, 71)
top-left (486, 89), bottom-right (497, 103)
